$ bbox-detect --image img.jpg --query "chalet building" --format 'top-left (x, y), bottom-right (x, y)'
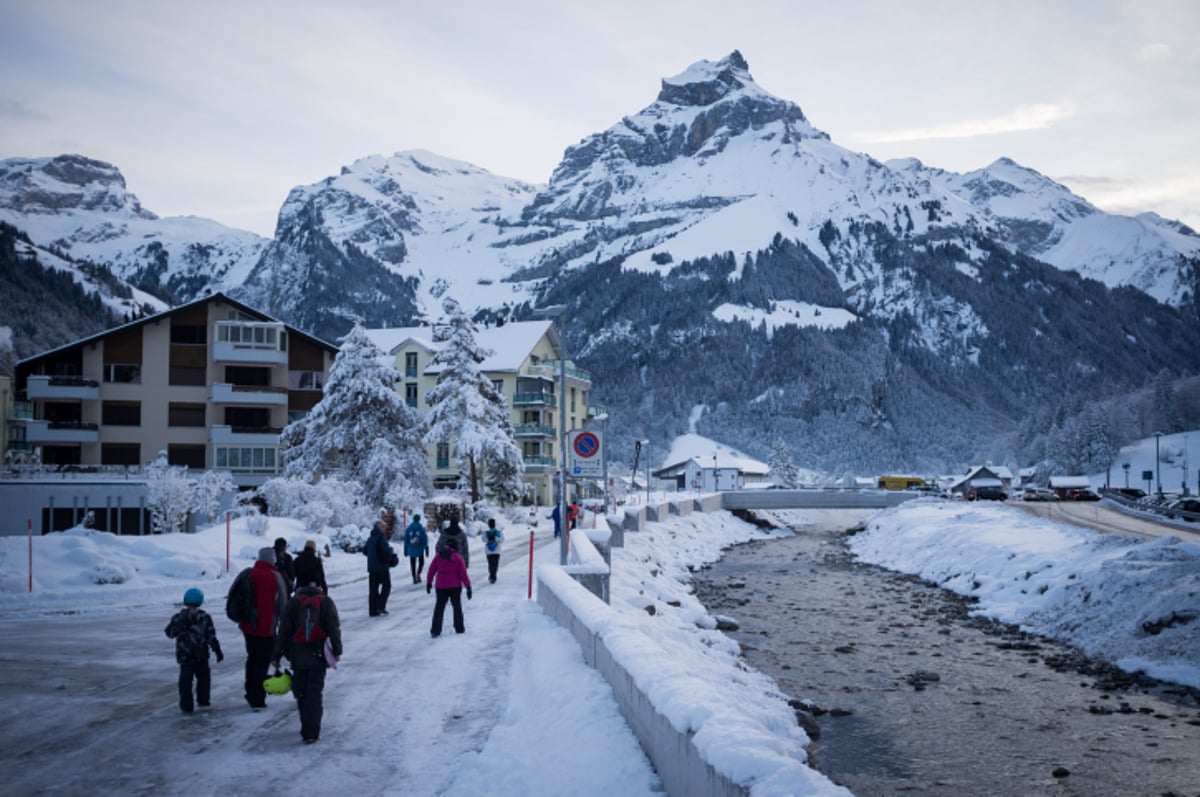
top-left (652, 453), bottom-right (770, 492)
top-left (948, 465), bottom-right (1013, 497)
top-left (8, 293), bottom-right (337, 487)
top-left (363, 320), bottom-right (592, 506)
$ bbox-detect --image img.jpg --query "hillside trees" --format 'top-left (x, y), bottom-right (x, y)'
top-left (280, 325), bottom-right (430, 510)
top-left (423, 298), bottom-right (524, 504)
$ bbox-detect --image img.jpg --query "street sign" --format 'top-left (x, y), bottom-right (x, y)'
top-left (568, 430), bottom-right (603, 477)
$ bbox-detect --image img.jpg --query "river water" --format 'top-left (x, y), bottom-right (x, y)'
top-left (692, 519), bottom-right (1200, 797)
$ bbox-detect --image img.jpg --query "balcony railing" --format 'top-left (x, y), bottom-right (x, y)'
top-left (210, 424), bottom-right (283, 445)
top-left (25, 419), bottom-right (99, 443)
top-left (523, 455), bottom-right (557, 468)
top-left (513, 391), bottom-right (556, 407)
top-left (210, 383), bottom-right (289, 406)
top-left (529, 361), bottom-right (591, 384)
top-left (26, 375), bottom-right (100, 401)
top-left (514, 423), bottom-right (555, 438)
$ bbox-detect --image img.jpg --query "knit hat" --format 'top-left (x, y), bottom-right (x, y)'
top-left (304, 539), bottom-right (317, 551)
top-left (413, 514), bottom-right (420, 521)
top-left (258, 546), bottom-right (276, 562)
top-left (183, 587), bottom-right (204, 606)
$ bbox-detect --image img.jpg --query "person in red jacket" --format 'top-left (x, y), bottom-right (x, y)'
top-left (230, 547), bottom-right (288, 709)
top-left (426, 541), bottom-right (472, 637)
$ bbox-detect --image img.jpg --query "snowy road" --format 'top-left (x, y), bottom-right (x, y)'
top-left (1016, 499), bottom-right (1200, 541)
top-left (0, 531), bottom-right (661, 797)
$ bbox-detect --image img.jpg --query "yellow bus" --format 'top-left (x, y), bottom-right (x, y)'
top-left (877, 475), bottom-right (925, 491)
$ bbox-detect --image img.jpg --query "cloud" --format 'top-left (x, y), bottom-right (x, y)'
top-left (1136, 43), bottom-right (1172, 63)
top-left (852, 103), bottom-right (1073, 145)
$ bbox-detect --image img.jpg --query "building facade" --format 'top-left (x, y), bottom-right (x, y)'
top-left (8, 293), bottom-right (338, 488)
top-left (363, 320), bottom-right (591, 506)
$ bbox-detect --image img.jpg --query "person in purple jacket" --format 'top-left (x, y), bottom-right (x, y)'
top-left (426, 540), bottom-right (472, 637)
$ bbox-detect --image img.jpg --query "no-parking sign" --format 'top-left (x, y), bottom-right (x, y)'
top-left (568, 430), bottom-right (604, 477)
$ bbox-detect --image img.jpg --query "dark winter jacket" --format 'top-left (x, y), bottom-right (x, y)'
top-left (365, 522), bottom-right (394, 573)
top-left (427, 547), bottom-right (472, 591)
top-left (273, 586), bottom-right (342, 670)
top-left (293, 548), bottom-right (328, 594)
top-left (275, 549), bottom-right (296, 594)
top-left (165, 607), bottom-right (222, 664)
top-left (403, 520), bottom-right (429, 558)
top-left (236, 560), bottom-right (288, 638)
top-left (437, 522), bottom-right (469, 568)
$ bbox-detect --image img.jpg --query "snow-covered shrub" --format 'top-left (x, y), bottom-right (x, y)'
top-left (144, 451), bottom-right (194, 534)
top-left (91, 562), bottom-right (133, 584)
top-left (329, 522), bottom-right (369, 553)
top-left (193, 470), bottom-right (237, 523)
top-left (245, 507), bottom-right (269, 537)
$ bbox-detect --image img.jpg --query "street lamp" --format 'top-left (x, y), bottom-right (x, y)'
top-left (534, 304), bottom-right (569, 565)
top-left (1153, 431), bottom-right (1163, 498)
top-left (642, 439), bottom-right (651, 504)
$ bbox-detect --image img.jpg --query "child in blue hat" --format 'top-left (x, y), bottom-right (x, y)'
top-left (165, 587), bottom-right (224, 714)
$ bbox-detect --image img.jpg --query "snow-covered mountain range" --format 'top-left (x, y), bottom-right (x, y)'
top-left (4, 51), bottom-right (1199, 472)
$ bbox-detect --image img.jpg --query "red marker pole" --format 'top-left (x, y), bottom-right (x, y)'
top-left (225, 511), bottom-right (231, 573)
top-left (527, 531), bottom-right (535, 600)
top-left (28, 519), bottom-right (33, 592)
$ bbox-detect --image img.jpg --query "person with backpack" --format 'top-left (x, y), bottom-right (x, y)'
top-left (364, 516), bottom-right (395, 616)
top-left (403, 513), bottom-right (429, 585)
top-left (164, 587), bottom-right (223, 714)
top-left (437, 517), bottom-right (469, 570)
top-left (274, 536), bottom-right (296, 595)
top-left (227, 547), bottom-right (289, 710)
top-left (426, 540), bottom-right (472, 636)
top-left (293, 539), bottom-right (327, 594)
top-left (273, 582), bottom-right (342, 744)
top-left (483, 518), bottom-right (504, 584)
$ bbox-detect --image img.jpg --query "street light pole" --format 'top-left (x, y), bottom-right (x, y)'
top-left (1154, 431), bottom-right (1163, 498)
top-left (534, 304), bottom-right (570, 565)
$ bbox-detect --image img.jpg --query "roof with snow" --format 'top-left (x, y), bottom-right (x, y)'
top-left (361, 320), bottom-right (556, 373)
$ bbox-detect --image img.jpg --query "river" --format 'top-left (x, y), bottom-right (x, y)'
top-left (692, 517), bottom-right (1200, 797)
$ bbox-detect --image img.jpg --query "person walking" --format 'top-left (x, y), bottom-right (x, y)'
top-left (273, 582), bottom-right (342, 744)
top-left (551, 503), bottom-right (562, 538)
top-left (365, 516), bottom-right (395, 616)
top-left (426, 541), bottom-right (472, 636)
top-left (164, 587), bottom-right (223, 714)
top-left (274, 536), bottom-right (296, 595)
top-left (228, 547), bottom-right (288, 710)
top-left (293, 539), bottom-right (327, 594)
top-left (483, 518), bottom-right (504, 584)
top-left (403, 513), bottom-right (429, 585)
top-left (437, 517), bottom-right (469, 570)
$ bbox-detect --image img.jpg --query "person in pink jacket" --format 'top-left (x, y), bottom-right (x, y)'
top-left (426, 541), bottom-right (472, 636)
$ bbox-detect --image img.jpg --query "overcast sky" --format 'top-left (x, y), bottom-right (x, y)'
top-left (3, 0), bottom-right (1197, 238)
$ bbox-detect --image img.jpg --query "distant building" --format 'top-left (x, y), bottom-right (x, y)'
top-left (363, 320), bottom-right (592, 506)
top-left (9, 292), bottom-right (338, 489)
top-left (652, 452), bottom-right (769, 492)
top-left (948, 465), bottom-right (1012, 498)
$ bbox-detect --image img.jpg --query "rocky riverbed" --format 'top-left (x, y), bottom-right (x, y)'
top-left (693, 524), bottom-right (1200, 797)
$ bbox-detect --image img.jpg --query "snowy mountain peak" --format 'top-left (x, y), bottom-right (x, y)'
top-left (0, 154), bottom-right (155, 219)
top-left (657, 50), bottom-right (755, 107)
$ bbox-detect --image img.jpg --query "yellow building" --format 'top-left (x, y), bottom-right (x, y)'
top-left (363, 320), bottom-right (591, 506)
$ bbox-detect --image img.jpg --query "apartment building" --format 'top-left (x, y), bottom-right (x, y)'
top-left (9, 292), bottom-right (337, 487)
top-left (363, 319), bottom-right (592, 506)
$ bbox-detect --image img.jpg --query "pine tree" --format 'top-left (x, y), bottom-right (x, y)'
top-left (423, 298), bottom-right (525, 503)
top-left (1153, 369), bottom-right (1182, 434)
top-left (280, 325), bottom-right (430, 509)
top-left (767, 437), bottom-right (799, 488)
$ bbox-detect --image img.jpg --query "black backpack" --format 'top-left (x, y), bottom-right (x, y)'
top-left (225, 570), bottom-right (255, 625)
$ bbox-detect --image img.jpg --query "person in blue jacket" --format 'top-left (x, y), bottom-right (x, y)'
top-left (551, 503), bottom-right (562, 538)
top-left (403, 513), bottom-right (429, 585)
top-left (483, 518), bottom-right (504, 583)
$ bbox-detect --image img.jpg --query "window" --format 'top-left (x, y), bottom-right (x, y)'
top-left (570, 387), bottom-right (576, 412)
top-left (101, 443), bottom-right (141, 466)
top-left (405, 383), bottom-right (418, 408)
top-left (168, 444), bottom-right (206, 469)
top-left (289, 371), bottom-right (324, 390)
top-left (169, 366), bottom-right (206, 386)
top-left (102, 401), bottom-right (141, 426)
top-left (170, 324), bottom-right (206, 345)
top-left (103, 364), bottom-right (142, 384)
top-left (405, 352), bottom-right (418, 377)
top-left (436, 442), bottom-right (450, 469)
top-left (492, 379), bottom-right (504, 398)
top-left (215, 446), bottom-right (278, 472)
top-left (225, 366), bottom-right (270, 386)
top-left (169, 403), bottom-right (206, 427)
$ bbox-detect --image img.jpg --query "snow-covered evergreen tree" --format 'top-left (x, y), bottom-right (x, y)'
top-left (423, 298), bottom-right (524, 503)
top-left (280, 325), bottom-right (430, 510)
top-left (144, 451), bottom-right (194, 533)
top-left (767, 437), bottom-right (799, 488)
top-left (1154, 369), bottom-right (1182, 434)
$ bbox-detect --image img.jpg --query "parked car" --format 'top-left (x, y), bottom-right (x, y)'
top-left (1108, 487), bottom-right (1147, 500)
top-left (1021, 487), bottom-right (1059, 502)
top-left (1165, 498), bottom-right (1200, 521)
top-left (968, 485), bottom-right (1007, 501)
top-left (1065, 488), bottom-right (1101, 501)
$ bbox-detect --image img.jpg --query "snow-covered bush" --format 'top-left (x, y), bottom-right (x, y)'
top-left (193, 470), bottom-right (237, 523)
top-left (144, 452), bottom-right (194, 534)
top-left (329, 522), bottom-right (369, 553)
top-left (256, 475), bottom-right (372, 537)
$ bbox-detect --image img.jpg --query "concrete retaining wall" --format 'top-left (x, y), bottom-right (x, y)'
top-left (537, 566), bottom-right (748, 797)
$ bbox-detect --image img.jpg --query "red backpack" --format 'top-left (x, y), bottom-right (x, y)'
top-left (292, 594), bottom-right (327, 644)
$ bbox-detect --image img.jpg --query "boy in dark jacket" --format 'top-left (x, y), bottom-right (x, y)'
top-left (165, 587), bottom-right (223, 713)
top-left (274, 536), bottom-right (296, 594)
top-left (273, 585), bottom-right (342, 744)
top-left (293, 539), bottom-right (328, 594)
